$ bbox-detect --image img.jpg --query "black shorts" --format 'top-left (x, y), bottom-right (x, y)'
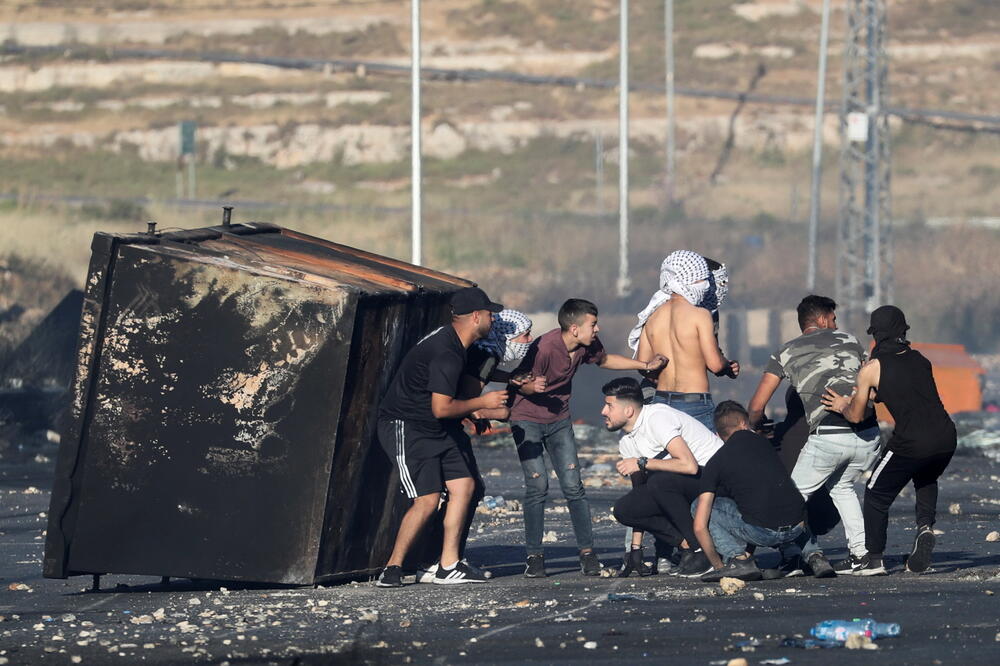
top-left (378, 418), bottom-right (473, 499)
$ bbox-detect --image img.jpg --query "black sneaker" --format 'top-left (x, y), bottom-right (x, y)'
top-left (618, 547), bottom-right (653, 577)
top-left (375, 565), bottom-right (404, 588)
top-left (434, 560), bottom-right (489, 585)
top-left (677, 548), bottom-right (714, 578)
top-left (834, 554), bottom-right (864, 576)
top-left (657, 556), bottom-right (681, 576)
top-left (762, 555), bottom-right (805, 579)
top-left (701, 556), bottom-right (763, 582)
top-left (580, 550), bottom-right (602, 576)
top-left (524, 554), bottom-right (546, 578)
top-left (855, 553), bottom-right (887, 576)
top-left (906, 525), bottom-right (936, 573)
top-left (806, 552), bottom-right (836, 578)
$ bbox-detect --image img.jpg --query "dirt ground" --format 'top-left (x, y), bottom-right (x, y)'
top-left (1, 432), bottom-right (998, 665)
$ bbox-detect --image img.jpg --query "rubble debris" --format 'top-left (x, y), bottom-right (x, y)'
top-left (726, 659), bottom-right (748, 666)
top-left (949, 503), bottom-right (962, 515)
top-left (986, 531), bottom-right (999, 542)
top-left (541, 530), bottom-right (558, 543)
top-left (844, 634), bottom-right (878, 650)
top-left (719, 577), bottom-right (746, 595)
top-left (534, 637), bottom-right (544, 648)
top-left (583, 641), bottom-right (597, 649)
top-left (753, 592), bottom-right (765, 601)
top-left (7, 583), bottom-right (31, 591)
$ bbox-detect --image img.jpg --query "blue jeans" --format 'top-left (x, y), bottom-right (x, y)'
top-left (511, 419), bottom-right (594, 556)
top-left (703, 497), bottom-right (804, 562)
top-left (791, 426), bottom-right (880, 558)
top-left (652, 392), bottom-right (715, 432)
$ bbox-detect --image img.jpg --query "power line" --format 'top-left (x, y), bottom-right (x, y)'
top-left (3, 44), bottom-right (999, 132)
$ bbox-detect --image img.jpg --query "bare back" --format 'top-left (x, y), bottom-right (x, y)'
top-left (639, 296), bottom-right (718, 393)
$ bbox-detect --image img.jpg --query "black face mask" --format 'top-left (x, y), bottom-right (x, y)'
top-left (867, 305), bottom-right (910, 359)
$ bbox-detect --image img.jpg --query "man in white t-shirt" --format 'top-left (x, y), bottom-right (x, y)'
top-left (601, 377), bottom-right (724, 578)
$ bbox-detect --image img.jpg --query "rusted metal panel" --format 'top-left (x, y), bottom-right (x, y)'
top-left (44, 223), bottom-right (472, 585)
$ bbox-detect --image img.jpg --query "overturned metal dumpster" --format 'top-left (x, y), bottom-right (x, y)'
top-left (43, 218), bottom-right (472, 585)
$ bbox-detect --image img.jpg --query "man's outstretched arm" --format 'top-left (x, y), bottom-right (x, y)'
top-left (748, 372), bottom-right (782, 430)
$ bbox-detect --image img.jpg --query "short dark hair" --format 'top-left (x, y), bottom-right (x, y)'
top-left (601, 377), bottom-right (644, 408)
top-left (797, 294), bottom-right (836, 330)
top-left (558, 298), bottom-right (598, 330)
top-left (714, 400), bottom-right (749, 441)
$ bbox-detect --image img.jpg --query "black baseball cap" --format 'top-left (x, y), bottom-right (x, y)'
top-left (451, 287), bottom-right (503, 315)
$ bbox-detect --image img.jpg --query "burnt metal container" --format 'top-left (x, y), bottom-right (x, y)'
top-left (43, 221), bottom-right (472, 585)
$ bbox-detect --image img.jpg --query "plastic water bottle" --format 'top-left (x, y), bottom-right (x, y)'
top-left (811, 619), bottom-right (901, 642)
top-left (780, 637), bottom-right (841, 649)
top-left (493, 495), bottom-right (505, 508)
top-left (483, 496), bottom-right (497, 510)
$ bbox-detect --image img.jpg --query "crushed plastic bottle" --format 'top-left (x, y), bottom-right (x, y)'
top-left (811, 619), bottom-right (901, 642)
top-left (780, 636), bottom-right (842, 649)
top-left (483, 495), bottom-right (505, 510)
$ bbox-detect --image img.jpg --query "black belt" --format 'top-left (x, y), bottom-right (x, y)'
top-left (814, 426), bottom-right (857, 434)
top-left (655, 391), bottom-right (711, 403)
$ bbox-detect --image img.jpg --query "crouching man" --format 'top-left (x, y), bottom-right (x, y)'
top-left (603, 378), bottom-right (723, 578)
top-left (692, 401), bottom-right (807, 582)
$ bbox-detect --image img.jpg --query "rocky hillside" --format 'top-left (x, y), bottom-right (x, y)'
top-left (0, 0), bottom-right (998, 350)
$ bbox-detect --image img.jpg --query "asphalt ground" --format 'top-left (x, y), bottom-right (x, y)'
top-left (1, 434), bottom-right (999, 665)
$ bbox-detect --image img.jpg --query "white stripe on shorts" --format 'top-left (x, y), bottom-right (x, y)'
top-left (867, 449), bottom-right (894, 490)
top-left (395, 420), bottom-right (417, 498)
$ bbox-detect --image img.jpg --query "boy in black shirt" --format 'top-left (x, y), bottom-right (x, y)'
top-left (375, 287), bottom-right (509, 587)
top-left (693, 401), bottom-right (807, 582)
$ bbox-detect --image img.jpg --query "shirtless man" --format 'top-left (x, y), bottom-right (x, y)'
top-left (632, 251), bottom-right (739, 430)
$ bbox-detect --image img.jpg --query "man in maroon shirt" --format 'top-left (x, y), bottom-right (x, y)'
top-left (511, 298), bottom-right (666, 577)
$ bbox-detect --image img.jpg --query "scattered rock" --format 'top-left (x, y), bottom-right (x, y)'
top-left (399, 619), bottom-right (411, 628)
top-left (949, 503), bottom-right (962, 515)
top-left (371, 641), bottom-right (388, 648)
top-left (152, 608), bottom-right (165, 621)
top-left (7, 583), bottom-right (31, 592)
top-left (583, 641), bottom-right (597, 649)
top-left (487, 468), bottom-right (502, 476)
top-left (845, 633), bottom-right (878, 650)
top-left (129, 615), bottom-right (153, 625)
top-left (719, 577), bottom-right (745, 595)
top-left (726, 659), bottom-right (749, 666)
top-left (514, 600), bottom-right (531, 608)
top-left (692, 614), bottom-right (708, 623)
top-left (541, 531), bottom-right (558, 543)
top-left (534, 637), bottom-right (545, 648)
top-left (752, 592), bottom-right (765, 601)
top-left (598, 568), bottom-right (615, 578)
top-left (986, 531), bottom-right (999, 542)
top-left (24, 486), bottom-right (41, 494)
top-left (658, 617), bottom-right (671, 623)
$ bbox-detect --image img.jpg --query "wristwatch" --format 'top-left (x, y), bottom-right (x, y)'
top-left (637, 456), bottom-right (648, 472)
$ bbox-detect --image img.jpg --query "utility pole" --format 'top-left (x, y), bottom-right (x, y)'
top-left (807, 0), bottom-right (831, 291)
top-left (617, 0), bottom-right (632, 298)
top-left (837, 0), bottom-right (892, 327)
top-left (410, 0), bottom-right (422, 266)
top-left (664, 0), bottom-right (675, 203)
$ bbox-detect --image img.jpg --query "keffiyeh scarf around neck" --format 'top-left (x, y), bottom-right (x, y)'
top-left (473, 309), bottom-right (533, 364)
top-left (627, 250), bottom-right (710, 352)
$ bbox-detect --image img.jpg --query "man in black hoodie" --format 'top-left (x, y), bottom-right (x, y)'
top-left (823, 305), bottom-right (957, 575)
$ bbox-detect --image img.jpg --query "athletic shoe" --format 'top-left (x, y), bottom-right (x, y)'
top-left (433, 560), bottom-right (489, 585)
top-left (375, 565), bottom-right (404, 588)
top-left (806, 552), bottom-right (836, 578)
top-left (701, 556), bottom-right (763, 583)
top-left (415, 563), bottom-right (438, 584)
top-left (906, 525), bottom-right (936, 573)
top-left (418, 559), bottom-right (491, 583)
top-left (524, 554), bottom-right (546, 578)
top-left (580, 550), bottom-right (603, 576)
top-left (677, 548), bottom-right (714, 578)
top-left (854, 553), bottom-right (887, 576)
top-left (657, 556), bottom-right (681, 576)
top-left (618, 547), bottom-right (653, 577)
top-left (762, 555), bottom-right (806, 579)
top-left (834, 554), bottom-right (864, 576)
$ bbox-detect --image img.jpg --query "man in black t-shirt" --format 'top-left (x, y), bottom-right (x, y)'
top-left (692, 401), bottom-right (807, 582)
top-left (375, 287), bottom-right (509, 588)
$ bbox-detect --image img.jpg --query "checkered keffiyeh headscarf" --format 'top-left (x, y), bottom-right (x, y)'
top-left (627, 251), bottom-right (711, 352)
top-left (473, 309), bottom-right (533, 364)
